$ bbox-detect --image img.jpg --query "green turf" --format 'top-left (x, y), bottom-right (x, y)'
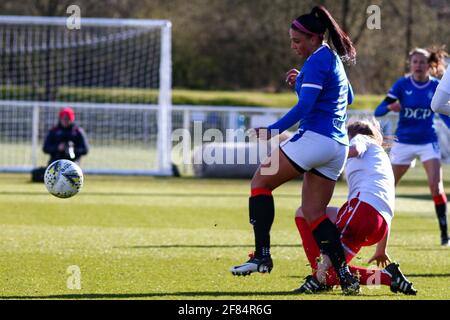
top-left (0, 166), bottom-right (449, 300)
top-left (171, 90), bottom-right (383, 111)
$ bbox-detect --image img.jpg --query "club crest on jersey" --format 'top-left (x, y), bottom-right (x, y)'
top-left (403, 108), bottom-right (432, 119)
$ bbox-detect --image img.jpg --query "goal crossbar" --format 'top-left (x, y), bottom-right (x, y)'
top-left (0, 15), bottom-right (171, 28)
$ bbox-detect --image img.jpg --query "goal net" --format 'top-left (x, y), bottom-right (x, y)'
top-left (0, 16), bottom-right (172, 175)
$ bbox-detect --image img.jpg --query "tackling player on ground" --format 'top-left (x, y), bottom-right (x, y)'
top-left (375, 47), bottom-right (450, 246)
top-left (293, 119), bottom-right (417, 295)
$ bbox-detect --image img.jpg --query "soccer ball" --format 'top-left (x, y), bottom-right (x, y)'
top-left (44, 160), bottom-right (84, 198)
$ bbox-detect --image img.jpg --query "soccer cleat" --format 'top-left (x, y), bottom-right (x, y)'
top-left (441, 237), bottom-right (449, 246)
top-left (230, 253), bottom-right (273, 276)
top-left (339, 272), bottom-right (361, 296)
top-left (292, 275), bottom-right (332, 294)
top-left (384, 262), bottom-right (417, 295)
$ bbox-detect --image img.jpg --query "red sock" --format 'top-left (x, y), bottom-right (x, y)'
top-left (251, 188), bottom-right (272, 197)
top-left (349, 266), bottom-right (391, 286)
top-left (295, 216), bottom-right (321, 270)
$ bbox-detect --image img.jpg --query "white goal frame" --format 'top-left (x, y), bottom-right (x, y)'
top-left (0, 16), bottom-right (172, 176)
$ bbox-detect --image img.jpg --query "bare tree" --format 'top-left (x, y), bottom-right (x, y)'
top-left (0, 0), bottom-right (447, 93)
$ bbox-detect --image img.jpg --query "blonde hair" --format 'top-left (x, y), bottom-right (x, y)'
top-left (347, 117), bottom-right (383, 146)
top-left (409, 46), bottom-right (449, 78)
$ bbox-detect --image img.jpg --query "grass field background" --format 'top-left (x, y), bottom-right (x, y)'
top-left (1, 86), bottom-right (383, 110)
top-left (0, 165), bottom-right (449, 300)
top-left (169, 90), bottom-right (383, 111)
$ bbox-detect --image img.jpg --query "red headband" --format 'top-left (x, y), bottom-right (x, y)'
top-left (292, 20), bottom-right (324, 37)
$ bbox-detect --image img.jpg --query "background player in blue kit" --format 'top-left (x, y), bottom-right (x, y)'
top-left (375, 48), bottom-right (450, 246)
top-left (230, 5), bottom-right (361, 295)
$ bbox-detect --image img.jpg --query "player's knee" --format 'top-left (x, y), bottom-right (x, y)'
top-left (301, 206), bottom-right (313, 218)
top-left (301, 206), bottom-right (326, 224)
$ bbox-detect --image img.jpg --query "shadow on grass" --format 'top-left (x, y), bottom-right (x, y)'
top-left (1, 291), bottom-right (294, 300)
top-left (408, 273), bottom-right (450, 278)
top-left (396, 194), bottom-right (433, 201)
top-left (396, 180), bottom-right (436, 187)
top-left (3, 191), bottom-right (434, 201)
top-left (0, 191), bottom-right (347, 199)
top-left (116, 244), bottom-right (301, 249)
top-left (0, 290), bottom-right (393, 300)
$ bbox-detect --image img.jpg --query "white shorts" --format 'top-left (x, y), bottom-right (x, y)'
top-left (280, 130), bottom-right (348, 181)
top-left (390, 141), bottom-right (441, 166)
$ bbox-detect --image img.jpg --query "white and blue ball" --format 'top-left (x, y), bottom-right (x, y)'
top-left (44, 160), bottom-right (84, 198)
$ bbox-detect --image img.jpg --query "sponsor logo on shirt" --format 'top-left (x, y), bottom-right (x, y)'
top-left (405, 90), bottom-right (413, 95)
top-left (403, 108), bottom-right (432, 119)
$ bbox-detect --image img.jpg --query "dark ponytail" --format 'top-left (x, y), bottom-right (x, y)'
top-left (428, 46), bottom-right (448, 78)
top-left (292, 5), bottom-right (356, 63)
top-left (311, 6), bottom-right (356, 63)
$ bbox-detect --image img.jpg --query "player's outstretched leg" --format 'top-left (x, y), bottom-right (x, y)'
top-left (384, 262), bottom-right (417, 295)
top-left (230, 187), bottom-right (275, 276)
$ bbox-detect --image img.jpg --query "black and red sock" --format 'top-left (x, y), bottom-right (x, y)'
top-left (433, 193), bottom-right (448, 242)
top-left (249, 188), bottom-right (274, 258)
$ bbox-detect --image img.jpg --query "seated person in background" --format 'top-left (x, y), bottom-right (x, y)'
top-left (43, 107), bottom-right (89, 165)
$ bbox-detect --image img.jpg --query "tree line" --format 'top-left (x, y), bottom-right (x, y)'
top-left (0, 0), bottom-right (449, 94)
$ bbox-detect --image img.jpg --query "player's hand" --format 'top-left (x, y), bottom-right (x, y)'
top-left (388, 102), bottom-right (401, 112)
top-left (285, 69), bottom-right (300, 87)
top-left (248, 127), bottom-right (272, 140)
top-left (368, 251), bottom-right (391, 268)
top-left (57, 142), bottom-right (65, 152)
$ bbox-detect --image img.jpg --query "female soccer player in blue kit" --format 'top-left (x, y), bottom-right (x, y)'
top-left (375, 48), bottom-right (450, 246)
top-left (230, 6), bottom-right (361, 294)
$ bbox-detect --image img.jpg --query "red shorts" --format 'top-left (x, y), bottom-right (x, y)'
top-left (335, 197), bottom-right (388, 259)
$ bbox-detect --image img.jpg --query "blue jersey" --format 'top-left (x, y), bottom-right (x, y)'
top-left (375, 76), bottom-right (450, 144)
top-left (268, 44), bottom-right (351, 146)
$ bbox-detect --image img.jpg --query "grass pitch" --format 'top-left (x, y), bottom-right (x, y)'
top-left (0, 167), bottom-right (449, 300)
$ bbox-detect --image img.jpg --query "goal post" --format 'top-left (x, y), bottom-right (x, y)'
top-left (0, 15), bottom-right (172, 176)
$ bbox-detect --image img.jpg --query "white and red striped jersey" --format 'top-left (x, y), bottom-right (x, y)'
top-left (345, 134), bottom-right (395, 226)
